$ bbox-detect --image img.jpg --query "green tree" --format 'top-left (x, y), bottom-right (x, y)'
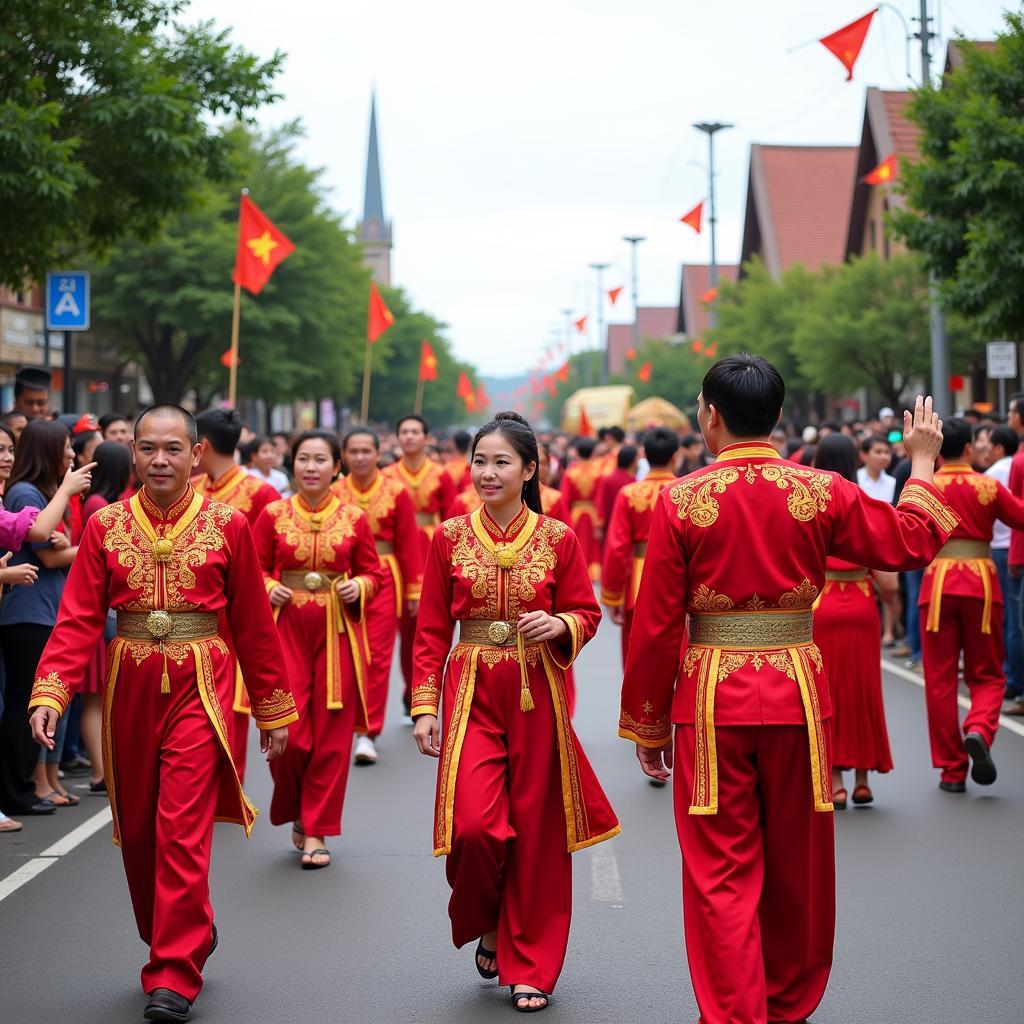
top-left (89, 123), bottom-right (371, 405)
top-left (890, 17), bottom-right (1024, 340)
top-left (0, 1), bottom-right (282, 286)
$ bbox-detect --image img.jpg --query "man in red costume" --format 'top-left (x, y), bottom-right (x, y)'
top-left (193, 407), bottom-right (282, 783)
top-left (619, 356), bottom-right (955, 1024)
top-left (919, 417), bottom-right (1024, 791)
top-left (561, 436), bottom-right (604, 580)
top-left (382, 414), bottom-right (456, 716)
top-left (601, 427), bottom-right (679, 666)
top-left (443, 429), bottom-right (472, 491)
top-left (29, 405), bottom-right (297, 1023)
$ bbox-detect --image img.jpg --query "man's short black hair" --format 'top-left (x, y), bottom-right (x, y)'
top-left (1009, 394), bottom-right (1024, 417)
top-left (575, 437), bottom-right (596, 459)
top-left (452, 429), bottom-right (471, 454)
top-left (135, 404), bottom-right (198, 446)
top-left (616, 444), bottom-right (638, 470)
top-left (989, 425), bottom-right (1019, 457)
top-left (397, 414), bottom-right (428, 433)
top-left (195, 408), bottom-right (243, 456)
top-left (98, 412), bottom-right (129, 432)
top-left (860, 434), bottom-right (891, 454)
top-left (606, 426), bottom-right (625, 444)
top-left (940, 418), bottom-right (973, 461)
top-left (701, 354), bottom-right (785, 438)
top-left (643, 427), bottom-right (681, 468)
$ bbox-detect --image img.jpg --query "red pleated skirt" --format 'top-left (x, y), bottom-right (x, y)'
top-left (815, 581), bottom-right (893, 772)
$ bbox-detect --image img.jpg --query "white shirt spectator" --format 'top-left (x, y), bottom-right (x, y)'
top-left (247, 464), bottom-right (292, 497)
top-left (987, 455), bottom-right (1012, 550)
top-left (857, 466), bottom-right (896, 504)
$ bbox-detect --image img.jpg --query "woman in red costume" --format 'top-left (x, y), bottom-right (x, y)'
top-left (412, 411), bottom-right (618, 1013)
top-left (253, 430), bottom-right (386, 869)
top-left (813, 434), bottom-right (895, 807)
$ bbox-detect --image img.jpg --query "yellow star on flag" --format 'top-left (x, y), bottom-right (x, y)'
top-left (247, 231), bottom-right (279, 266)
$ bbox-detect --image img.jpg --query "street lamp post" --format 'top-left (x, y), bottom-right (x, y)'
top-left (591, 262), bottom-right (610, 386)
top-left (693, 121), bottom-right (733, 328)
top-left (622, 236), bottom-right (645, 361)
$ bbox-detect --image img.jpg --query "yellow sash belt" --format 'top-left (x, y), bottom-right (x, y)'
top-left (925, 539), bottom-right (994, 635)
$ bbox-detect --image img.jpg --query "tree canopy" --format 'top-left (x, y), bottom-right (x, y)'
top-left (0, 0), bottom-right (281, 286)
top-left (891, 16), bottom-right (1024, 340)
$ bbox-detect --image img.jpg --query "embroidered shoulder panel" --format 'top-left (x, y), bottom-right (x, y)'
top-left (899, 483), bottom-right (959, 532)
top-left (668, 467), bottom-right (740, 527)
top-left (757, 465), bottom-right (833, 522)
top-left (269, 500), bottom-right (362, 565)
top-left (624, 478), bottom-right (670, 514)
top-left (778, 577), bottom-right (819, 608)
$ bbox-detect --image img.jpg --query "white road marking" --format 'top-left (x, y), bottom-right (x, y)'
top-left (881, 657), bottom-right (1024, 741)
top-left (590, 852), bottom-right (624, 904)
top-left (0, 805), bottom-right (112, 904)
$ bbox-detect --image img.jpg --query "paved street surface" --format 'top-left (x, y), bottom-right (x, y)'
top-left (3, 618), bottom-right (1023, 1024)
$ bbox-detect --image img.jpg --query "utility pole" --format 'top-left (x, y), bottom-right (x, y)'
top-left (622, 236), bottom-right (645, 359)
top-left (591, 262), bottom-right (610, 385)
top-left (561, 308), bottom-right (574, 367)
top-left (694, 121), bottom-right (732, 328)
top-left (914, 0), bottom-right (950, 416)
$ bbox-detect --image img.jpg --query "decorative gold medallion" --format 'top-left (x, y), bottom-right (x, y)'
top-left (303, 571), bottom-right (324, 591)
top-left (146, 610), bottom-right (174, 639)
top-left (152, 537), bottom-right (174, 562)
top-left (487, 620), bottom-right (512, 644)
top-left (308, 515), bottom-right (323, 534)
top-left (493, 544), bottom-right (516, 570)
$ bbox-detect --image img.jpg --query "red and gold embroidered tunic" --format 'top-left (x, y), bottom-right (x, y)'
top-left (412, 505), bottom-right (618, 855)
top-left (28, 486), bottom-right (297, 844)
top-left (448, 483), bottom-right (482, 519)
top-left (383, 459), bottom-right (457, 601)
top-left (561, 459), bottom-right (605, 577)
top-left (444, 455), bottom-right (471, 492)
top-left (252, 494), bottom-right (387, 726)
top-left (540, 483), bottom-right (569, 524)
top-left (600, 469), bottom-right (676, 609)
top-left (619, 441), bottom-right (958, 815)
top-left (194, 464), bottom-right (280, 526)
top-left (920, 462), bottom-right (1024, 633)
top-left (333, 472), bottom-right (421, 615)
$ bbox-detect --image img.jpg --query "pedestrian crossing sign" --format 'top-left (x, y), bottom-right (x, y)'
top-left (45, 271), bottom-right (90, 331)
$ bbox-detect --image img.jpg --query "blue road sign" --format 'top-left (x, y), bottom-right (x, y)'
top-left (45, 272), bottom-right (90, 331)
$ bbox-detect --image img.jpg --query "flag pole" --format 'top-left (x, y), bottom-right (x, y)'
top-left (360, 340), bottom-right (373, 423)
top-left (414, 375), bottom-right (425, 416)
top-left (228, 282), bottom-right (241, 408)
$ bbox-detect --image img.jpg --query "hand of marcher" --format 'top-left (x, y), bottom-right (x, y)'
top-left (260, 726), bottom-right (288, 761)
top-left (29, 706), bottom-right (59, 750)
top-left (636, 740), bottom-right (672, 781)
top-left (60, 461), bottom-right (96, 496)
top-left (336, 578), bottom-right (361, 604)
top-left (517, 610), bottom-right (567, 642)
top-left (413, 714), bottom-right (441, 757)
top-left (604, 604), bottom-right (625, 626)
top-left (406, 598), bottom-right (420, 616)
top-left (268, 584), bottom-right (292, 607)
top-left (0, 551), bottom-right (37, 586)
top-left (902, 396), bottom-right (942, 461)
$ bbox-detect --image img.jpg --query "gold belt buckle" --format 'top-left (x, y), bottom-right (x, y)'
top-left (146, 610), bottom-right (173, 639)
top-left (487, 620), bottom-right (512, 644)
top-left (303, 571), bottom-right (324, 591)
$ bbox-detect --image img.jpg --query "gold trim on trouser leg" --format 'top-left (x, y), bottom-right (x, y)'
top-left (689, 647), bottom-right (722, 815)
top-left (435, 649), bottom-right (479, 857)
top-left (979, 559), bottom-right (993, 634)
top-left (788, 646), bottom-right (833, 813)
top-left (232, 662), bottom-right (251, 715)
top-left (925, 560), bottom-right (951, 633)
top-left (102, 638), bottom-right (127, 847)
top-left (338, 577), bottom-right (372, 726)
top-left (381, 553), bottom-right (403, 617)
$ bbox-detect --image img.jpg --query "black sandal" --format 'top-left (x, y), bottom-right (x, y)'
top-left (475, 938), bottom-right (498, 980)
top-left (301, 846), bottom-right (330, 870)
top-left (291, 822), bottom-right (305, 851)
top-left (510, 988), bottom-right (550, 1013)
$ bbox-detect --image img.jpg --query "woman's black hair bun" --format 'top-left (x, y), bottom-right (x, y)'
top-left (494, 410), bottom-right (531, 427)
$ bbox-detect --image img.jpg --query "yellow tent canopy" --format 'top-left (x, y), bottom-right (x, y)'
top-left (625, 396), bottom-right (691, 432)
top-left (561, 386), bottom-right (635, 433)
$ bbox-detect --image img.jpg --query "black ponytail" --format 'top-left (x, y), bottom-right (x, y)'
top-left (471, 411), bottom-right (542, 515)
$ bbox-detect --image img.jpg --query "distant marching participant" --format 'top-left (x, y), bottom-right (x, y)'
top-left (413, 411), bottom-right (618, 1012)
top-left (444, 429), bottom-right (473, 492)
top-left (561, 436), bottom-right (604, 581)
top-left (333, 428), bottom-right (420, 764)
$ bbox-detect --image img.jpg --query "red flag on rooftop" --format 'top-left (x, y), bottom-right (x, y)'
top-left (680, 202), bottom-right (703, 234)
top-left (574, 316), bottom-right (587, 332)
top-left (862, 153), bottom-right (897, 185)
top-left (637, 361), bottom-right (652, 383)
top-left (819, 9), bottom-right (876, 82)
top-left (367, 281), bottom-right (395, 343)
top-left (608, 286), bottom-right (623, 305)
top-left (418, 340), bottom-right (438, 381)
top-left (233, 194), bottom-right (295, 296)
top-left (456, 371), bottom-right (473, 399)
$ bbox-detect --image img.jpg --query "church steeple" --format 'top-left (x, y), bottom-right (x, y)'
top-left (357, 90), bottom-right (392, 285)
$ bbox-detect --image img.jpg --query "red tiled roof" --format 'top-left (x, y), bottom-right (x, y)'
top-left (740, 144), bottom-right (858, 277)
top-left (878, 90), bottom-right (920, 162)
top-left (676, 263), bottom-right (739, 336)
top-left (606, 307), bottom-right (677, 375)
top-left (945, 39), bottom-right (997, 73)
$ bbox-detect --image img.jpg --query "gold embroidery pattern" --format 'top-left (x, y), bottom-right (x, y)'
top-left (122, 638), bottom-right (228, 667)
top-left (758, 465), bottom-right (833, 522)
top-left (197, 468), bottom-right (267, 515)
top-left (269, 500), bottom-right (362, 567)
top-left (899, 483), bottom-right (959, 532)
top-left (691, 584), bottom-right (735, 611)
top-left (386, 461), bottom-right (445, 513)
top-left (935, 469), bottom-right (997, 506)
top-left (624, 477), bottom-right (671, 514)
top-left (683, 643), bottom-right (823, 683)
top-left (31, 671), bottom-right (70, 710)
top-left (411, 673), bottom-right (439, 713)
top-left (252, 687), bottom-right (298, 726)
top-left (669, 467), bottom-right (740, 528)
top-left (453, 642), bottom-right (543, 669)
top-left (779, 578), bottom-right (819, 609)
top-left (618, 708), bottom-right (672, 743)
top-left (565, 462), bottom-right (602, 500)
top-left (335, 476), bottom-right (402, 536)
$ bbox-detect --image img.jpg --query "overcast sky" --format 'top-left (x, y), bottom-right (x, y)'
top-left (189, 0), bottom-right (1012, 377)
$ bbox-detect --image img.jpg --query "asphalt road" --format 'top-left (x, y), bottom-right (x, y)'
top-left (2, 621), bottom-right (1023, 1024)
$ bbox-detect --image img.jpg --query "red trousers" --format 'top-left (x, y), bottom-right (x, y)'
top-left (364, 571), bottom-right (399, 737)
top-left (270, 603), bottom-right (357, 836)
top-left (228, 709), bottom-right (249, 785)
top-left (110, 670), bottom-right (222, 1000)
top-left (399, 605), bottom-right (417, 710)
top-left (921, 595), bottom-right (1004, 784)
top-left (674, 724), bottom-right (835, 1024)
top-left (446, 666), bottom-right (572, 994)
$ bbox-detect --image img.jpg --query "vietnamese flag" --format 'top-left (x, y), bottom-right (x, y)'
top-left (578, 406), bottom-right (595, 438)
top-left (680, 202), bottom-right (703, 234)
top-left (367, 281), bottom-right (395, 343)
top-left (819, 9), bottom-right (876, 81)
top-left (456, 370), bottom-right (474, 400)
top-left (476, 383), bottom-right (489, 411)
top-left (700, 287), bottom-right (718, 304)
top-left (555, 361), bottom-right (570, 383)
top-left (574, 316), bottom-right (587, 332)
top-left (419, 340), bottom-right (438, 381)
top-left (691, 338), bottom-right (705, 354)
top-left (625, 347), bottom-right (637, 361)
top-left (608, 286), bottom-right (623, 306)
top-left (862, 153), bottom-right (897, 185)
top-left (220, 350), bottom-right (240, 368)
top-left (637, 361), bottom-right (652, 383)
top-left (233, 194), bottom-right (295, 296)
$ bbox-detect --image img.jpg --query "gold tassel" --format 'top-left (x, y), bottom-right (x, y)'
top-left (520, 684), bottom-right (535, 713)
top-left (160, 645), bottom-right (170, 695)
top-left (517, 630), bottom-right (534, 712)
